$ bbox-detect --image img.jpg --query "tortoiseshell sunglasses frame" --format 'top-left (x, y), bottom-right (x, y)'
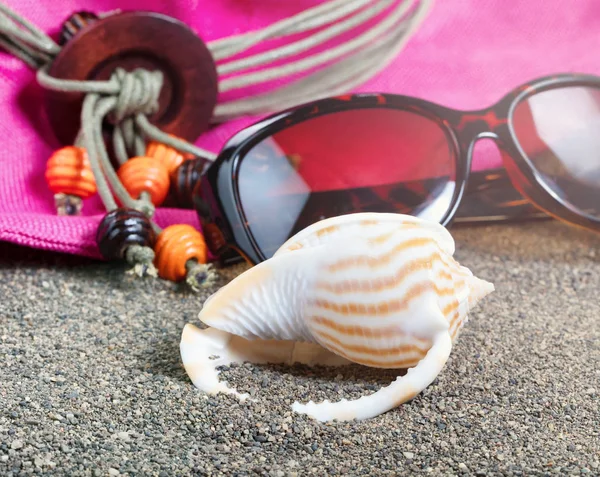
top-left (194, 72), bottom-right (600, 266)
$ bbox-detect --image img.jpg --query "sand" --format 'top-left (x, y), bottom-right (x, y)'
top-left (0, 220), bottom-right (599, 476)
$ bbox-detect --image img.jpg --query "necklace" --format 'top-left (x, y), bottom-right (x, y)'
top-left (0, 0), bottom-right (431, 288)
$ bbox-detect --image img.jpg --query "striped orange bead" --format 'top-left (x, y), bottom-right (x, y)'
top-left (146, 138), bottom-right (193, 175)
top-left (45, 146), bottom-right (97, 198)
top-left (154, 224), bottom-right (208, 282)
top-left (117, 156), bottom-right (170, 206)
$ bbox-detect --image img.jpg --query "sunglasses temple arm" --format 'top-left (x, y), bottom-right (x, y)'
top-left (452, 168), bottom-right (549, 224)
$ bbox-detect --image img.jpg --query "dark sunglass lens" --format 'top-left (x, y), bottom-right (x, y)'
top-left (237, 107), bottom-right (457, 258)
top-left (511, 86), bottom-right (600, 219)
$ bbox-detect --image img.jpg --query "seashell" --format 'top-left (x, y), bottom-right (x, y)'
top-left (180, 212), bottom-right (494, 422)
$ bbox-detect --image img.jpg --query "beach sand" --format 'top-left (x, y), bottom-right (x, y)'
top-left (1, 220), bottom-right (598, 475)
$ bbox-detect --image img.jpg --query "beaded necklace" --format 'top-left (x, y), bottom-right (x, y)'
top-left (0, 0), bottom-right (432, 289)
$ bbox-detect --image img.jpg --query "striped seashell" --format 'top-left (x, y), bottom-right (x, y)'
top-left (180, 212), bottom-right (494, 422)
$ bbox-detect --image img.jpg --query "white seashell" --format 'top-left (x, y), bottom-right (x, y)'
top-left (180, 212), bottom-right (494, 422)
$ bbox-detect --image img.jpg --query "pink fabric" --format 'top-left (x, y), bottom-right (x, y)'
top-left (0, 0), bottom-right (599, 259)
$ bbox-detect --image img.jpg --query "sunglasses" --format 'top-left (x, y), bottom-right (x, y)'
top-left (194, 73), bottom-right (600, 265)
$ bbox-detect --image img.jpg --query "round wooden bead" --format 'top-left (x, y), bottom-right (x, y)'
top-left (154, 224), bottom-right (207, 282)
top-left (145, 138), bottom-right (192, 176)
top-left (117, 156), bottom-right (170, 206)
top-left (172, 157), bottom-right (207, 209)
top-left (96, 208), bottom-right (156, 260)
top-left (45, 146), bottom-right (97, 199)
top-left (58, 11), bottom-right (99, 45)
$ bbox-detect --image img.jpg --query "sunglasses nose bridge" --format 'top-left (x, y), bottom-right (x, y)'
top-left (453, 120), bottom-right (498, 167)
top-left (451, 107), bottom-right (504, 160)
top-left (466, 130), bottom-right (502, 167)
top-left (453, 107), bottom-right (500, 137)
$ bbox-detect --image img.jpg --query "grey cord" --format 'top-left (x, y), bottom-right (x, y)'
top-left (211, 0), bottom-right (433, 120)
top-left (213, 0), bottom-right (433, 120)
top-left (0, 2), bottom-right (58, 67)
top-left (80, 93), bottom-right (118, 212)
top-left (209, 0), bottom-right (373, 59)
top-left (218, 0), bottom-right (415, 92)
top-left (216, 0), bottom-right (394, 76)
top-left (305, 0), bottom-right (434, 98)
top-left (134, 115), bottom-right (217, 161)
top-left (0, 35), bottom-right (44, 68)
top-left (89, 96), bottom-right (140, 211)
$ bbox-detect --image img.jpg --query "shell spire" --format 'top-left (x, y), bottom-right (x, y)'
top-left (180, 213), bottom-right (494, 422)
top-left (467, 274), bottom-right (496, 306)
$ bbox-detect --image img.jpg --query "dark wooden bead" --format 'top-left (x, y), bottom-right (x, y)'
top-left (58, 11), bottom-right (99, 45)
top-left (44, 11), bottom-right (219, 146)
top-left (172, 157), bottom-right (208, 209)
top-left (96, 208), bottom-right (156, 260)
top-left (202, 222), bottom-right (227, 256)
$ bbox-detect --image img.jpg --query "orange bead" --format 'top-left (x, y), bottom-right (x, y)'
top-left (154, 224), bottom-right (208, 282)
top-left (45, 146), bottom-right (97, 198)
top-left (117, 156), bottom-right (170, 206)
top-left (146, 137), bottom-right (193, 175)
